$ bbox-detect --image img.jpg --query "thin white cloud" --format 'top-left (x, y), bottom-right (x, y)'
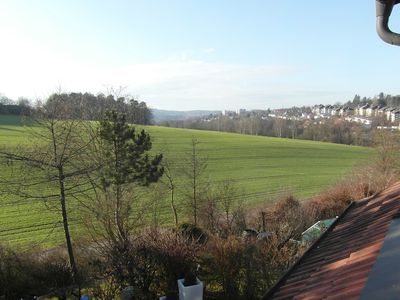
top-left (119, 60), bottom-right (297, 110)
top-left (0, 48), bottom-right (303, 110)
top-left (0, 19), bottom-right (334, 110)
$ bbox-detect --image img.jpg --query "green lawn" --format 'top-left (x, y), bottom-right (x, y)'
top-left (0, 115), bottom-right (374, 248)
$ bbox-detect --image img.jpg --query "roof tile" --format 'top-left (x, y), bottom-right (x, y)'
top-left (264, 182), bottom-right (400, 299)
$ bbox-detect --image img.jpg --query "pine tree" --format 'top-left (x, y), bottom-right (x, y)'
top-left (95, 110), bottom-right (163, 244)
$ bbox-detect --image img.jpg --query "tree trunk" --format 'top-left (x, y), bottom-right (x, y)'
top-left (170, 187), bottom-right (178, 226)
top-left (115, 185), bottom-right (125, 242)
top-left (58, 165), bottom-right (78, 284)
top-left (113, 133), bottom-right (126, 244)
top-left (193, 144), bottom-right (197, 226)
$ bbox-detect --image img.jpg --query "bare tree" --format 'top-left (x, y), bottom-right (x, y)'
top-left (198, 179), bottom-right (244, 234)
top-left (161, 157), bottom-right (179, 226)
top-left (0, 100), bottom-right (97, 289)
top-left (373, 130), bottom-right (400, 174)
top-left (273, 118), bottom-right (285, 138)
top-left (181, 138), bottom-right (208, 226)
top-left (216, 180), bottom-right (243, 232)
top-left (367, 130), bottom-right (400, 190)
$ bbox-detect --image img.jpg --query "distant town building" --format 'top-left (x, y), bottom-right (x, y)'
top-left (223, 110), bottom-right (236, 116)
top-left (366, 105), bottom-right (380, 117)
top-left (357, 104), bottom-right (370, 116)
top-left (386, 108), bottom-right (396, 121)
top-left (377, 106), bottom-right (386, 116)
top-left (331, 107), bottom-right (340, 116)
top-left (391, 110), bottom-right (400, 122)
top-left (312, 104), bottom-right (325, 115)
top-left (239, 109), bottom-right (247, 116)
top-left (339, 106), bottom-right (354, 117)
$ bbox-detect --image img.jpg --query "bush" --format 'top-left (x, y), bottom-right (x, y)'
top-left (198, 180), bottom-right (248, 237)
top-left (200, 236), bottom-right (244, 299)
top-left (146, 228), bottom-right (201, 296)
top-left (90, 276), bottom-right (121, 300)
top-left (99, 228), bottom-right (201, 299)
top-left (198, 234), bottom-right (302, 300)
top-left (102, 238), bottom-right (158, 300)
top-left (0, 245), bottom-right (78, 300)
top-left (0, 245), bottom-right (34, 299)
top-left (306, 164), bottom-right (394, 221)
top-left (247, 194), bottom-right (313, 244)
top-left (179, 223), bottom-right (208, 244)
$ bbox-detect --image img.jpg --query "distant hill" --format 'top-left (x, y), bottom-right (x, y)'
top-left (151, 109), bottom-right (221, 123)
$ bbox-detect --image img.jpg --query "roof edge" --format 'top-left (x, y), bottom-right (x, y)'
top-left (262, 200), bottom-right (355, 300)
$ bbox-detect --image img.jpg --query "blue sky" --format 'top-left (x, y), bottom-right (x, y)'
top-left (1, 0), bottom-right (400, 110)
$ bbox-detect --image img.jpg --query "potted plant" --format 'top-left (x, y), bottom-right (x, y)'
top-left (177, 270), bottom-right (204, 300)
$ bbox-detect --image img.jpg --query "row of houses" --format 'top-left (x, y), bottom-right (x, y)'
top-left (312, 104), bottom-right (400, 122)
top-left (223, 109), bottom-right (269, 118)
top-left (312, 105), bottom-right (355, 117)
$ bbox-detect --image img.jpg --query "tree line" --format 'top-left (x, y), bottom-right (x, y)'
top-left (0, 95), bottom-right (31, 115)
top-left (45, 92), bottom-right (152, 124)
top-left (161, 115), bottom-right (375, 146)
top-left (0, 92), bottom-right (152, 125)
top-left (345, 92), bottom-right (400, 108)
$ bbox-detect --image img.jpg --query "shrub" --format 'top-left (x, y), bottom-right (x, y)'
top-left (198, 234), bottom-right (302, 300)
top-left (0, 245), bottom-right (79, 300)
top-left (179, 223), bottom-right (208, 244)
top-left (90, 276), bottom-right (121, 300)
top-left (198, 180), bottom-right (248, 237)
top-left (200, 236), bottom-right (244, 300)
top-left (0, 245), bottom-right (33, 299)
top-left (104, 238), bottom-right (158, 299)
top-left (247, 194), bottom-right (312, 244)
top-left (99, 228), bottom-right (201, 299)
top-left (306, 164), bottom-right (394, 221)
top-left (147, 228), bottom-right (201, 296)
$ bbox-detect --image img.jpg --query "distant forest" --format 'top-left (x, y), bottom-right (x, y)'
top-left (0, 103), bottom-right (27, 115)
top-left (0, 96), bottom-right (30, 115)
top-left (344, 92), bottom-right (400, 108)
top-left (0, 92), bottom-right (152, 125)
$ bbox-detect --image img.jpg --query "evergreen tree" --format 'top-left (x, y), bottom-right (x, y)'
top-left (95, 110), bottom-right (163, 244)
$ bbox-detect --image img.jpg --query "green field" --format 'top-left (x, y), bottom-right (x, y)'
top-left (0, 115), bottom-right (374, 248)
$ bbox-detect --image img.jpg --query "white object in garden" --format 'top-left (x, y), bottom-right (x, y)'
top-left (177, 278), bottom-right (204, 300)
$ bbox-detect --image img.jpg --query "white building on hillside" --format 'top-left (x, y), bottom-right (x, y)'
top-left (391, 110), bottom-right (400, 123)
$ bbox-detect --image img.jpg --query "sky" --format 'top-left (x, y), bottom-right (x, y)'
top-left (1, 1), bottom-right (400, 111)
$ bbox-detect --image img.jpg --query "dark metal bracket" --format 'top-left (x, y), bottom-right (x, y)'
top-left (376, 0), bottom-right (400, 45)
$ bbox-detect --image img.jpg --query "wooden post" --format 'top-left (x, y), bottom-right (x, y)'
top-left (261, 211), bottom-right (266, 232)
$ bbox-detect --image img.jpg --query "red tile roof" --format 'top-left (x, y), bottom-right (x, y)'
top-left (264, 182), bottom-right (400, 300)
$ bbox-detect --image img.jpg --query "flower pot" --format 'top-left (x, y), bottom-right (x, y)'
top-left (177, 277), bottom-right (204, 300)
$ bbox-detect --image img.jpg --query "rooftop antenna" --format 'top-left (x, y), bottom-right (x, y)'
top-left (376, 0), bottom-right (400, 45)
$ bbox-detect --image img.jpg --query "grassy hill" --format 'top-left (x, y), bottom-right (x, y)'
top-left (0, 115), bottom-right (374, 248)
